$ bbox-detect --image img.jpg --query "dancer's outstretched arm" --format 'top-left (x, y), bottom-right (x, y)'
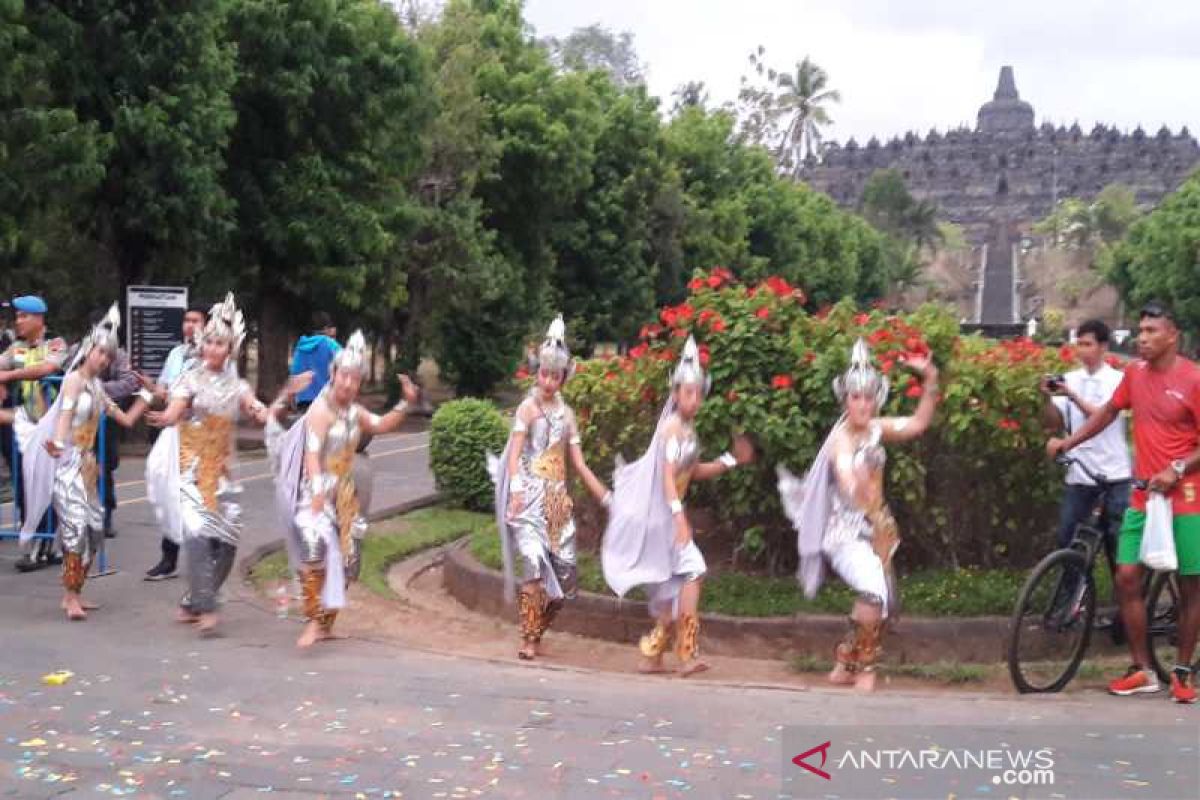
top-left (360, 375), bottom-right (418, 436)
top-left (881, 354), bottom-right (939, 443)
top-left (692, 433), bottom-right (754, 482)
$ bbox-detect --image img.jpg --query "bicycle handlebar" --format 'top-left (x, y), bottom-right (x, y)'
top-left (1055, 454), bottom-right (1148, 491)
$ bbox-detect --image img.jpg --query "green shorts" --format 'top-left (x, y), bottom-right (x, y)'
top-left (1117, 509), bottom-right (1200, 575)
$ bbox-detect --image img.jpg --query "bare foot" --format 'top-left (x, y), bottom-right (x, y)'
top-left (517, 641), bottom-right (537, 660)
top-left (678, 660), bottom-right (710, 678)
top-left (854, 670), bottom-right (877, 694)
top-left (196, 613), bottom-right (219, 634)
top-left (296, 621), bottom-right (322, 648)
top-left (64, 596), bottom-right (87, 621)
top-left (317, 629), bottom-right (347, 642)
top-left (638, 655), bottom-right (669, 674)
top-left (176, 608), bottom-right (201, 624)
top-left (62, 598), bottom-right (100, 611)
top-left (828, 663), bottom-right (856, 686)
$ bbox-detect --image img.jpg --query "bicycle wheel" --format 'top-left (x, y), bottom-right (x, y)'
top-left (1008, 549), bottom-right (1096, 693)
top-left (1146, 571), bottom-right (1181, 683)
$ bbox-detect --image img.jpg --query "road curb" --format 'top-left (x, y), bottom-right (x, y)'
top-left (442, 541), bottom-right (1018, 665)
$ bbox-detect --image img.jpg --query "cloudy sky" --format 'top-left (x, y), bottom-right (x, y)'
top-left (524, 0), bottom-right (1200, 144)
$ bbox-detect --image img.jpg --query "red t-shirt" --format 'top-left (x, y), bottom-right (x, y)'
top-left (1110, 356), bottom-right (1200, 513)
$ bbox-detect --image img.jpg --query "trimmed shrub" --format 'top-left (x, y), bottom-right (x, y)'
top-left (429, 398), bottom-right (508, 512)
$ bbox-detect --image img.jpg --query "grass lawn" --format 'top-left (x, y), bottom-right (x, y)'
top-left (469, 529), bottom-right (1117, 618)
top-left (250, 506), bottom-right (492, 598)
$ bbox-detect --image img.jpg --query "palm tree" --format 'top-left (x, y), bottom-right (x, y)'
top-left (905, 200), bottom-right (944, 253)
top-left (773, 57), bottom-right (840, 176)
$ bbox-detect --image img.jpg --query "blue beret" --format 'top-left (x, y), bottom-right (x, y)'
top-left (12, 295), bottom-right (48, 314)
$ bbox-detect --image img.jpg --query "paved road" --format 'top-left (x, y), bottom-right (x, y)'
top-left (2, 427), bottom-right (1198, 799)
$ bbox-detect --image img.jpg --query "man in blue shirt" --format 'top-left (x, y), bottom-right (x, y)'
top-left (290, 312), bottom-right (341, 411)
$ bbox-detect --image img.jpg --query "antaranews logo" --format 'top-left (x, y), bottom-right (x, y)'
top-left (790, 740), bottom-right (1055, 787)
top-left (791, 741), bottom-right (832, 780)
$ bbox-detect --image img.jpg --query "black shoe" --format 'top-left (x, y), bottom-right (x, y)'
top-left (104, 526), bottom-right (117, 539)
top-left (43, 552), bottom-right (62, 566)
top-left (145, 562), bottom-right (178, 581)
top-left (15, 555), bottom-right (43, 573)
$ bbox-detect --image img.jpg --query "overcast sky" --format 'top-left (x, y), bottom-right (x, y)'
top-left (524, 0), bottom-right (1200, 143)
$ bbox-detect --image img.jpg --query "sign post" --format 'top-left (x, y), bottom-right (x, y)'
top-left (126, 286), bottom-right (188, 378)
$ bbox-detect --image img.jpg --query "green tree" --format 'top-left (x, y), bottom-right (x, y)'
top-left (543, 23), bottom-right (645, 88)
top-left (737, 47), bottom-right (840, 176)
top-left (25, 1), bottom-right (237, 288)
top-left (223, 0), bottom-right (433, 394)
top-left (860, 168), bottom-right (942, 252)
top-left (551, 78), bottom-right (669, 345)
top-left (1107, 174), bottom-right (1200, 329)
top-left (0, 0), bottom-right (108, 303)
top-left (1035, 183), bottom-right (1140, 251)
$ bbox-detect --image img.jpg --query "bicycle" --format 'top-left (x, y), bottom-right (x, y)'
top-left (1007, 456), bottom-right (1180, 693)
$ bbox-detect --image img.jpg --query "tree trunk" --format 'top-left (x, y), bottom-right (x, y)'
top-left (257, 291), bottom-right (291, 399)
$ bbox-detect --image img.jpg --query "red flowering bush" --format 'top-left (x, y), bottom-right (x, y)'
top-left (565, 268), bottom-right (1080, 572)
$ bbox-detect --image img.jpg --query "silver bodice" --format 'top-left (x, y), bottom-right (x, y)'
top-left (64, 380), bottom-right (103, 431)
top-left (320, 394), bottom-right (364, 463)
top-left (172, 365), bottom-right (249, 421)
top-left (853, 422), bottom-right (887, 472)
top-left (664, 414), bottom-right (700, 471)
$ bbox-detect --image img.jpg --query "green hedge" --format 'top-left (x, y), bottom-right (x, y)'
top-left (429, 398), bottom-right (509, 512)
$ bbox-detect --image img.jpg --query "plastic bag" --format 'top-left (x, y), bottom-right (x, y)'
top-left (1140, 493), bottom-right (1178, 571)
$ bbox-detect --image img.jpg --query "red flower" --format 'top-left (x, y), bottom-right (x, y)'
top-left (709, 316), bottom-right (727, 333)
top-left (515, 367), bottom-right (529, 380)
top-left (672, 328), bottom-right (688, 338)
top-left (998, 418), bottom-right (1020, 431)
top-left (688, 278), bottom-right (706, 292)
top-left (707, 274), bottom-right (723, 289)
top-left (881, 359), bottom-right (894, 375)
top-left (622, 359), bottom-right (635, 372)
top-left (604, 372), bottom-right (616, 382)
top-left (698, 309), bottom-right (716, 324)
top-left (699, 344), bottom-right (711, 367)
top-left (676, 304), bottom-right (694, 322)
top-left (746, 286), bottom-right (759, 299)
top-left (629, 343), bottom-right (649, 360)
top-left (905, 382), bottom-right (923, 399)
top-left (771, 374), bottom-right (793, 390)
top-left (854, 312), bottom-right (871, 326)
top-left (868, 329), bottom-right (893, 345)
top-left (1105, 353), bottom-right (1125, 370)
top-left (1059, 345), bottom-right (1076, 363)
top-left (764, 276), bottom-right (794, 298)
top-left (726, 389), bottom-right (739, 402)
top-left (755, 306), bottom-right (771, 320)
top-left (661, 308), bottom-right (678, 327)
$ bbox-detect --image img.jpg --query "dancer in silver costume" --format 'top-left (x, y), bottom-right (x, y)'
top-left (778, 339), bottom-right (938, 692)
top-left (489, 315), bottom-right (612, 661)
top-left (147, 294), bottom-right (282, 634)
top-left (268, 330), bottom-right (418, 648)
top-left (602, 336), bottom-right (754, 676)
top-left (13, 305), bottom-right (152, 620)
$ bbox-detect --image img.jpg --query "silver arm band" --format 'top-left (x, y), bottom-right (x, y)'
top-left (669, 499), bottom-right (684, 515)
top-left (136, 388), bottom-right (154, 404)
top-left (602, 490), bottom-right (613, 508)
top-left (392, 400), bottom-right (409, 414)
top-left (719, 452), bottom-right (737, 469)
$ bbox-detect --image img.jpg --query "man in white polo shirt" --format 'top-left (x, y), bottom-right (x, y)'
top-left (1041, 319), bottom-right (1132, 564)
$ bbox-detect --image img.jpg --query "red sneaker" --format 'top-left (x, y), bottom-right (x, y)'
top-left (1170, 668), bottom-right (1197, 704)
top-left (1108, 665), bottom-right (1161, 696)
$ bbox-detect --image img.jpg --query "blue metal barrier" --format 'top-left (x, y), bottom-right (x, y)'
top-left (0, 376), bottom-right (116, 576)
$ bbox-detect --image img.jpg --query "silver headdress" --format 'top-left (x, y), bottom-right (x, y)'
top-left (671, 335), bottom-right (710, 396)
top-left (331, 329), bottom-right (367, 376)
top-left (833, 337), bottom-right (888, 408)
top-left (203, 292), bottom-right (247, 356)
top-left (69, 303), bottom-right (121, 371)
top-left (531, 314), bottom-right (573, 378)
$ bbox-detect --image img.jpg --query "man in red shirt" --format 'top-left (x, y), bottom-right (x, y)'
top-left (1049, 302), bottom-right (1200, 704)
